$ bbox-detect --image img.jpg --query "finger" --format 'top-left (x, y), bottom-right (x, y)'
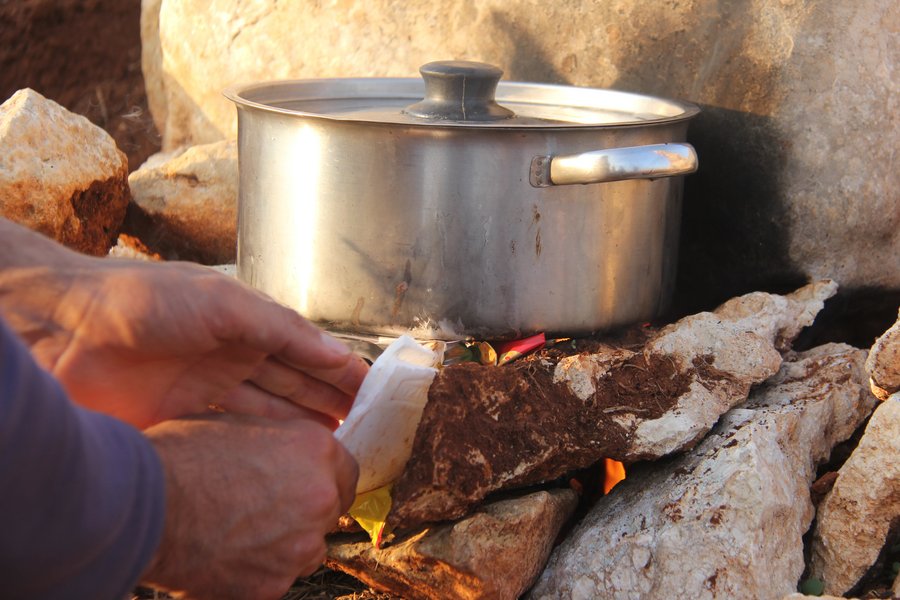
top-left (334, 441), bottom-right (360, 515)
top-left (216, 383), bottom-right (341, 430)
top-left (207, 279), bottom-right (359, 371)
top-left (249, 357), bottom-right (356, 421)
top-left (294, 354), bottom-right (370, 400)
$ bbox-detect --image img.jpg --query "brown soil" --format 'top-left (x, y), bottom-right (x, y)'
top-left (0, 0), bottom-right (160, 171)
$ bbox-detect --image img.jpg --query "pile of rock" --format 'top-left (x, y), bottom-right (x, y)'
top-left (326, 289), bottom-right (900, 600)
top-left (0, 89), bottom-right (237, 263)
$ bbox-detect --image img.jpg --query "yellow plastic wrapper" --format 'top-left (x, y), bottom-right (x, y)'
top-left (474, 341), bottom-right (498, 365)
top-left (348, 484), bottom-right (393, 548)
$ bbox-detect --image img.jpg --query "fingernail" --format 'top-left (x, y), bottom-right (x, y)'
top-left (320, 330), bottom-right (352, 356)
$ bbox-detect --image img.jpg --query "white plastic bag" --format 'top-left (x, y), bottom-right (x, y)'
top-left (335, 335), bottom-right (440, 493)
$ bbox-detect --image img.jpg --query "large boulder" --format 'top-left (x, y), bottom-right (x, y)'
top-left (143, 0), bottom-right (898, 302)
top-left (0, 88), bottom-right (129, 255)
top-left (140, 0), bottom-right (167, 140)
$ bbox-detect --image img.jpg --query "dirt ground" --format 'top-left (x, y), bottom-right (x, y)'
top-left (0, 0), bottom-right (160, 171)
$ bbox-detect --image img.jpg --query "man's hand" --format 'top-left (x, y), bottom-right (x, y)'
top-left (142, 415), bottom-right (358, 600)
top-left (0, 219), bottom-right (368, 429)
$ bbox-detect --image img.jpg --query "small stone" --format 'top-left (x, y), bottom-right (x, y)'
top-left (0, 89), bottom-right (129, 255)
top-left (107, 233), bottom-right (162, 261)
top-left (530, 343), bottom-right (876, 600)
top-left (126, 140), bottom-right (237, 264)
top-left (327, 488), bottom-right (577, 600)
top-left (865, 309), bottom-right (900, 400)
top-left (387, 282), bottom-right (836, 529)
top-left (809, 393), bottom-right (900, 596)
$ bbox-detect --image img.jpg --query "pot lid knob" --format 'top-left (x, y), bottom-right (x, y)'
top-left (403, 60), bottom-right (515, 122)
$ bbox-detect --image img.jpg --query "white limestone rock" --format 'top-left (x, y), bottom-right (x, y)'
top-left (865, 309), bottom-right (900, 400)
top-left (633, 279), bottom-right (839, 458)
top-left (531, 343), bottom-right (876, 600)
top-left (0, 88), bottom-right (129, 255)
top-left (809, 393), bottom-right (900, 596)
top-left (127, 140), bottom-right (237, 264)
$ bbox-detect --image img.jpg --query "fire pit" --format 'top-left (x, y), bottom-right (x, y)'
top-left (319, 280), bottom-right (898, 600)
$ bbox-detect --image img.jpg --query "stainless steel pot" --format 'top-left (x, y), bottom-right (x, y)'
top-left (225, 61), bottom-right (699, 340)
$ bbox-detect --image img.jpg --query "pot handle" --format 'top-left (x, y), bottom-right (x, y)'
top-left (529, 143), bottom-right (698, 187)
top-left (403, 61), bottom-right (515, 122)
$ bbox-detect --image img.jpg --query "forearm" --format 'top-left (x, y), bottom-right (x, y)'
top-left (0, 317), bottom-right (165, 599)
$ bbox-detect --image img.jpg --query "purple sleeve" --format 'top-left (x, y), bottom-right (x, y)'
top-left (0, 318), bottom-right (165, 600)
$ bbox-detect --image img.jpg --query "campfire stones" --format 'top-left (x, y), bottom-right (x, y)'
top-left (126, 140), bottom-right (238, 264)
top-left (808, 394), bottom-right (900, 596)
top-left (0, 88), bottom-right (129, 256)
top-left (865, 309), bottom-right (900, 400)
top-left (327, 488), bottom-right (578, 600)
top-left (386, 281), bottom-right (838, 529)
top-left (531, 343), bottom-right (876, 600)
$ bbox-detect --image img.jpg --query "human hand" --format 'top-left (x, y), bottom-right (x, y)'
top-left (0, 220), bottom-right (368, 429)
top-left (141, 414), bottom-right (358, 600)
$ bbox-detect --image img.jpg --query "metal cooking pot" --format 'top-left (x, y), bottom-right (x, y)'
top-left (225, 61), bottom-right (699, 340)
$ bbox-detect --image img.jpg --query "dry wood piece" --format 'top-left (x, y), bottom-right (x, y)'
top-left (328, 489), bottom-right (577, 600)
top-left (387, 281), bottom-right (838, 529)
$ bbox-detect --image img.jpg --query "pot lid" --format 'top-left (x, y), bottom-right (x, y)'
top-left (225, 60), bottom-right (699, 128)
